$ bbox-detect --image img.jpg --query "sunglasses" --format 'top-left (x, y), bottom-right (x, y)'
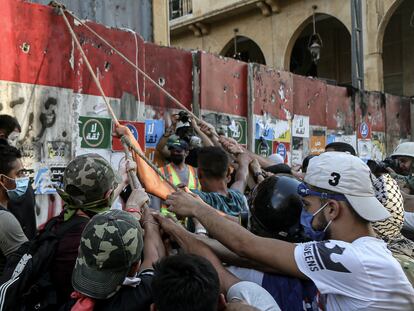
top-left (297, 183), bottom-right (347, 201)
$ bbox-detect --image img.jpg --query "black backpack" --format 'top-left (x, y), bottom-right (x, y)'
top-left (0, 212), bottom-right (88, 311)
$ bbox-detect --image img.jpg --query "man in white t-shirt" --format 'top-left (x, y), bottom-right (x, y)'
top-left (165, 152), bottom-right (414, 311)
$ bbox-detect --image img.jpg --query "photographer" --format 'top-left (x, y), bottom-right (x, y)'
top-left (386, 142), bottom-right (414, 193)
top-left (383, 142), bottom-right (414, 238)
top-left (156, 111), bottom-right (214, 167)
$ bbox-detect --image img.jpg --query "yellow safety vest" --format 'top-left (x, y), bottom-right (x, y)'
top-left (160, 163), bottom-right (200, 190)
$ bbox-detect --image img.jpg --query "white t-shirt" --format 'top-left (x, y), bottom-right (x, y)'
top-left (227, 281), bottom-right (281, 311)
top-left (227, 266), bottom-right (264, 285)
top-left (294, 237), bottom-right (414, 311)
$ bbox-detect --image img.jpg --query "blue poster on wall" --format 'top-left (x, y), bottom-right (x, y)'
top-left (255, 121), bottom-right (274, 140)
top-left (145, 119), bottom-right (165, 148)
top-left (327, 134), bottom-right (336, 145)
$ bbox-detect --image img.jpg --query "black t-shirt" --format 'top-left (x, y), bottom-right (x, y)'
top-left (51, 214), bottom-right (90, 305)
top-left (60, 269), bottom-right (154, 311)
top-left (8, 184), bottom-right (37, 240)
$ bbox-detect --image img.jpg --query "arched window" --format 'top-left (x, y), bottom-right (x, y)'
top-left (289, 14), bottom-right (351, 85)
top-left (383, 0), bottom-right (414, 96)
top-left (221, 36), bottom-right (266, 65)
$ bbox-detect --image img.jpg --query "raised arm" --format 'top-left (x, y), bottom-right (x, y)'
top-left (230, 153), bottom-right (250, 193)
top-left (191, 118), bottom-right (214, 147)
top-left (153, 214), bottom-right (239, 293)
top-left (165, 191), bottom-right (306, 279)
top-left (139, 208), bottom-right (166, 271)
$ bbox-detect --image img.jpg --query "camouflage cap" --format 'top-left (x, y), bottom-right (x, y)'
top-left (63, 154), bottom-right (120, 203)
top-left (72, 209), bottom-right (144, 299)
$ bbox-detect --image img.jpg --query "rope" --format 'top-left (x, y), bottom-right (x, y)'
top-left (53, 2), bottom-right (231, 194)
top-left (121, 144), bottom-right (141, 190)
top-left (52, 2), bottom-right (175, 191)
top-left (60, 4), bottom-right (221, 139)
top-left (63, 8), bottom-right (200, 122)
top-left (56, 4), bottom-right (119, 126)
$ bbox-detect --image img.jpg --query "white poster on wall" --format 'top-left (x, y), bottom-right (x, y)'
top-left (291, 150), bottom-right (303, 166)
top-left (292, 115), bottom-right (309, 138)
top-left (358, 139), bottom-right (373, 161)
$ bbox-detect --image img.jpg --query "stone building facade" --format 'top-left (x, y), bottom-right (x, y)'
top-left (169, 0), bottom-right (414, 97)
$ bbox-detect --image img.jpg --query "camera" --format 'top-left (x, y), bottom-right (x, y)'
top-left (175, 111), bottom-right (196, 145)
top-left (367, 157), bottom-right (398, 175)
top-left (177, 111), bottom-right (190, 124)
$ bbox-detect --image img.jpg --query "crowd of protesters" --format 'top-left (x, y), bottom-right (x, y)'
top-left (0, 112), bottom-right (414, 310)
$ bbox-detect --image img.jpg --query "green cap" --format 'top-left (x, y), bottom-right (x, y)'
top-left (63, 154), bottom-right (120, 204)
top-left (167, 137), bottom-right (189, 151)
top-left (72, 210), bottom-right (144, 299)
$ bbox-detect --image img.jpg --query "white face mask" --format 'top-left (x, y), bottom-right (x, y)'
top-left (7, 131), bottom-right (20, 147)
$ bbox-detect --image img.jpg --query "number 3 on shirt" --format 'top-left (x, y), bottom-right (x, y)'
top-left (329, 172), bottom-right (341, 186)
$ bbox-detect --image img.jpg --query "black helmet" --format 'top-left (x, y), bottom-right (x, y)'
top-left (247, 174), bottom-right (305, 242)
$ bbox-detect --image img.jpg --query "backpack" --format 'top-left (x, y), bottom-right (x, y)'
top-left (0, 212), bottom-right (88, 311)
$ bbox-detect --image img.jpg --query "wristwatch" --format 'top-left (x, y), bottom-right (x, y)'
top-left (253, 171), bottom-right (264, 181)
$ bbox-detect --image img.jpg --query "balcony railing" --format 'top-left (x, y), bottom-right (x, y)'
top-left (169, 0), bottom-right (192, 20)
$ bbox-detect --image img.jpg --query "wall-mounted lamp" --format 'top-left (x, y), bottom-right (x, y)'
top-left (233, 28), bottom-right (242, 60)
top-left (308, 6), bottom-right (323, 64)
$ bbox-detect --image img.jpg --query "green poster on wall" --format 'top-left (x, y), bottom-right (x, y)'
top-left (255, 139), bottom-right (272, 157)
top-left (228, 118), bottom-right (247, 145)
top-left (79, 116), bottom-right (112, 149)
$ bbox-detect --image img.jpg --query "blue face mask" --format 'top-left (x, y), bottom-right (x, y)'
top-left (1, 176), bottom-right (29, 201)
top-left (300, 202), bottom-right (332, 241)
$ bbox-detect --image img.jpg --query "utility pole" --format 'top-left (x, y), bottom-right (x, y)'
top-left (351, 0), bottom-right (364, 90)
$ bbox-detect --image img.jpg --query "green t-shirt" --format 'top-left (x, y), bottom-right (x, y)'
top-left (192, 189), bottom-right (247, 216)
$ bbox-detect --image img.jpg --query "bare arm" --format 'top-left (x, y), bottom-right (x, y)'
top-left (165, 191), bottom-right (306, 279)
top-left (244, 149), bottom-right (274, 168)
top-left (219, 136), bottom-right (273, 168)
top-left (230, 153), bottom-right (250, 193)
top-left (248, 159), bottom-right (265, 189)
top-left (156, 115), bottom-right (178, 158)
top-left (191, 118), bottom-right (214, 147)
top-left (198, 120), bottom-right (221, 146)
top-left (154, 214), bottom-right (239, 293)
top-left (156, 132), bottom-right (172, 159)
top-left (139, 209), bottom-right (166, 271)
top-left (195, 235), bottom-right (282, 274)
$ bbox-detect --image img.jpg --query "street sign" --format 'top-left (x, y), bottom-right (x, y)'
top-left (79, 116), bottom-right (112, 149)
top-left (359, 122), bottom-right (370, 139)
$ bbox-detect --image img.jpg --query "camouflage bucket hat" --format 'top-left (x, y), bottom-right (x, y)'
top-left (63, 154), bottom-right (121, 204)
top-left (72, 210), bottom-right (144, 299)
